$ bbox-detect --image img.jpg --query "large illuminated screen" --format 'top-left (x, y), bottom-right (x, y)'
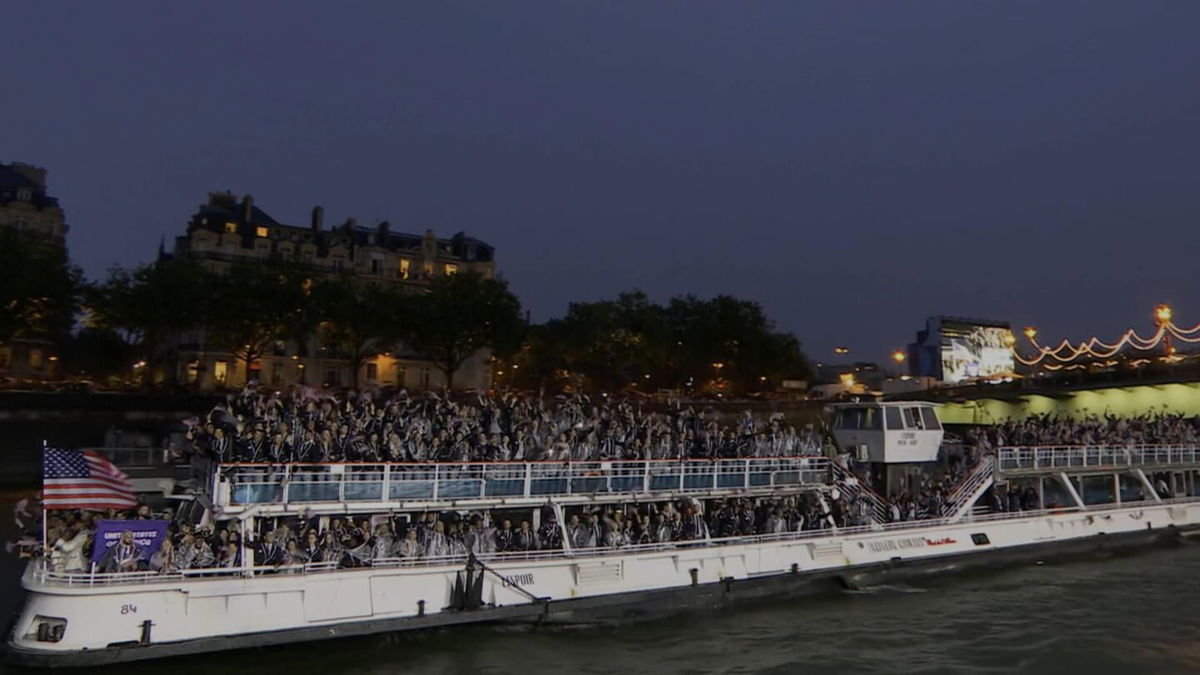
top-left (939, 323), bottom-right (1014, 383)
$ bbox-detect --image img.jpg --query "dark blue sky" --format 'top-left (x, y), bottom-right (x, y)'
top-left (5, 2), bottom-right (1199, 362)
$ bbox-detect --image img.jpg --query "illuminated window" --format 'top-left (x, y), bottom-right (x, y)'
top-left (214, 360), bottom-right (228, 383)
top-left (444, 263), bottom-right (458, 276)
top-left (399, 258), bottom-right (410, 279)
top-left (255, 226), bottom-right (269, 238)
top-left (423, 262), bottom-right (434, 278)
top-left (29, 349), bottom-right (43, 369)
top-left (224, 222), bottom-right (237, 234)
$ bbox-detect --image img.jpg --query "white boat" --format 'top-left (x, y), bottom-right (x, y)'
top-left (8, 401), bottom-right (1200, 667)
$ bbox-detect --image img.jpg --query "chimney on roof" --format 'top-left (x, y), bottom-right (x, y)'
top-left (422, 228), bottom-right (436, 258)
top-left (241, 194), bottom-right (254, 223)
top-left (10, 163), bottom-right (47, 189)
top-left (377, 221), bottom-right (390, 242)
top-left (311, 205), bottom-right (323, 232)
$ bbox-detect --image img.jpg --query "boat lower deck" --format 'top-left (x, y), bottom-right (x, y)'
top-left (9, 499), bottom-right (1200, 668)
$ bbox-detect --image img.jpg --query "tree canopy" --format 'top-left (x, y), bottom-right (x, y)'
top-left (0, 228), bottom-right (79, 344)
top-left (406, 271), bottom-right (525, 389)
top-left (511, 292), bottom-right (811, 395)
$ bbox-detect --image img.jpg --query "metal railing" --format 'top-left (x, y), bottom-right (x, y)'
top-left (86, 447), bottom-right (162, 468)
top-left (997, 445), bottom-right (1200, 472)
top-left (941, 456), bottom-right (995, 518)
top-left (215, 457), bottom-right (831, 507)
top-left (30, 493), bottom-right (1200, 588)
top-left (831, 460), bottom-right (890, 523)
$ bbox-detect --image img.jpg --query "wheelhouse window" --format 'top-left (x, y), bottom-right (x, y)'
top-left (835, 407), bottom-right (881, 431)
top-left (902, 407), bottom-right (924, 430)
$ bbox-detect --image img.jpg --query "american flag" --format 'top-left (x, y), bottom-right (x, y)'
top-left (42, 448), bottom-right (138, 510)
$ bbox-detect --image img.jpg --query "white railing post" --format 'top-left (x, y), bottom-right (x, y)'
top-left (382, 464), bottom-right (391, 504)
top-left (432, 464), bottom-right (440, 501)
top-left (523, 462), bottom-right (532, 499)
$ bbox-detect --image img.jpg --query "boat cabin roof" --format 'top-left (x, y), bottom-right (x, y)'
top-left (828, 401), bottom-right (942, 409)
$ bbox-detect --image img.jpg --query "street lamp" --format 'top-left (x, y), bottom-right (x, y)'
top-left (891, 350), bottom-right (906, 364)
top-left (1155, 304), bottom-right (1173, 324)
top-left (834, 347), bottom-right (850, 355)
top-left (1024, 326), bottom-right (1037, 341)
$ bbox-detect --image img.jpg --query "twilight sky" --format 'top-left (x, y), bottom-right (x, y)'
top-left (4, 2), bottom-right (1199, 363)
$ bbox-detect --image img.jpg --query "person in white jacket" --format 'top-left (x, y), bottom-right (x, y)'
top-left (50, 528), bottom-right (87, 573)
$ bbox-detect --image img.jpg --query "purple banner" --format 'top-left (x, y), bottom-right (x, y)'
top-left (90, 519), bottom-right (170, 566)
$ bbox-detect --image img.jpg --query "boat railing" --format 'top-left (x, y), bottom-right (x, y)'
top-left (213, 456), bottom-right (832, 508)
top-left (85, 446), bottom-right (162, 468)
top-left (29, 494), bottom-right (1200, 589)
top-left (996, 445), bottom-right (1200, 472)
top-left (941, 456), bottom-right (996, 518)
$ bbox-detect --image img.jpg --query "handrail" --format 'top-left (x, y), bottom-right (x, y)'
top-left (219, 455), bottom-right (830, 467)
top-left (830, 460), bottom-right (890, 523)
top-left (997, 444), bottom-right (1200, 472)
top-left (943, 456), bottom-right (994, 513)
top-left (29, 494), bottom-right (1200, 588)
top-left (214, 457), bottom-right (832, 508)
top-left (942, 457), bottom-right (995, 520)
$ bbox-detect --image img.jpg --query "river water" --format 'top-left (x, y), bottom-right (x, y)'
top-left (2, 485), bottom-right (1197, 675)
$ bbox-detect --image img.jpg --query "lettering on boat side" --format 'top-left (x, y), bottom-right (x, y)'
top-left (502, 573), bottom-right (535, 587)
top-left (925, 537), bottom-right (957, 546)
top-left (121, 604), bottom-right (138, 614)
top-left (866, 536), bottom-right (926, 553)
top-left (865, 535), bottom-right (957, 553)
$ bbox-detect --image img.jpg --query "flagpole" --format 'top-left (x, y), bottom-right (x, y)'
top-left (41, 440), bottom-right (48, 557)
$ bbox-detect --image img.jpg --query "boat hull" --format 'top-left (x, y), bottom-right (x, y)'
top-left (8, 502), bottom-right (1200, 668)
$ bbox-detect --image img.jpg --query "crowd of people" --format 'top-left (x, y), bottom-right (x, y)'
top-left (969, 412), bottom-right (1200, 449)
top-left (180, 386), bottom-right (828, 465)
top-left (28, 396), bottom-right (1200, 576)
top-left (29, 490), bottom-right (856, 575)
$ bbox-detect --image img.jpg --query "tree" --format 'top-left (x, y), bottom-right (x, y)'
top-left (86, 259), bottom-right (212, 385)
top-left (407, 271), bottom-right (524, 389)
top-left (0, 228), bottom-right (79, 344)
top-left (312, 276), bottom-right (412, 388)
top-left (57, 328), bottom-right (137, 383)
top-left (205, 257), bottom-right (314, 384)
top-left (557, 291), bottom-right (667, 391)
top-left (523, 291), bottom-right (812, 395)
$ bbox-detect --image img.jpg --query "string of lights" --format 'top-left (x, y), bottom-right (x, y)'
top-left (1013, 304), bottom-right (1196, 366)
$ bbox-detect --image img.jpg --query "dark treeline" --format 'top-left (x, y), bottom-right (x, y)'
top-left (506, 291), bottom-right (812, 394)
top-left (1, 231), bottom-right (811, 394)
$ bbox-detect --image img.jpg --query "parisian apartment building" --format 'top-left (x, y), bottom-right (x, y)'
top-left (0, 161), bottom-right (68, 381)
top-left (169, 191), bottom-right (497, 391)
